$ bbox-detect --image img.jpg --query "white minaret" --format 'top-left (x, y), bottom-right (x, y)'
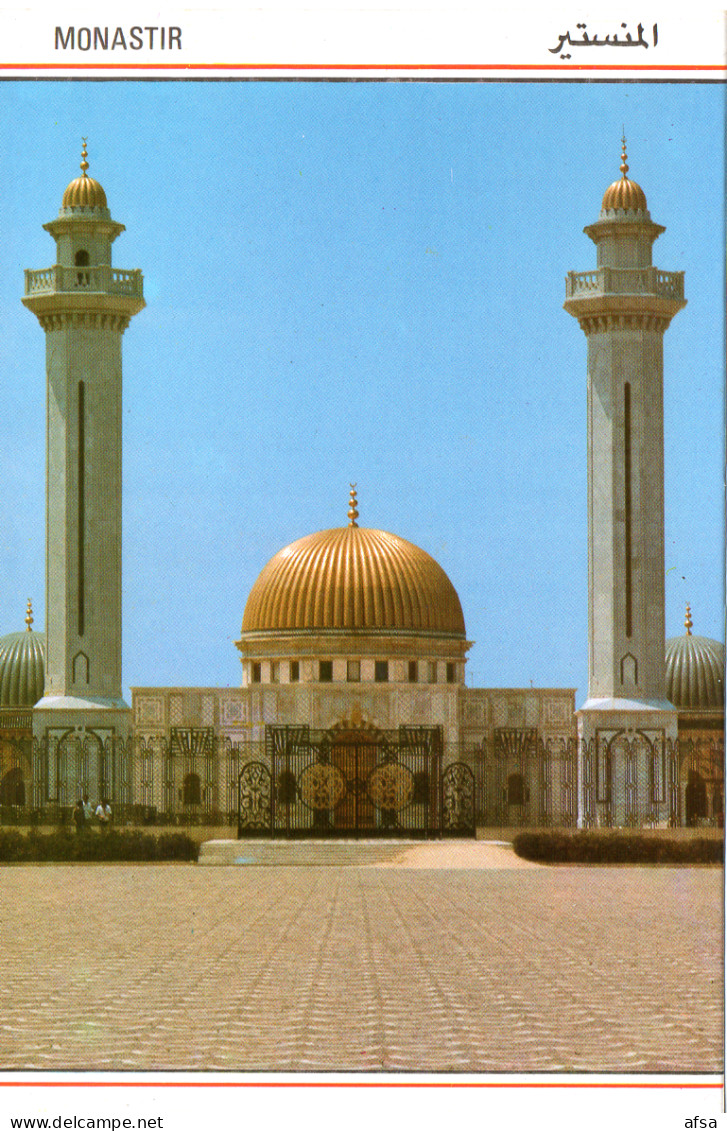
top-left (23, 141), bottom-right (144, 800)
top-left (565, 139), bottom-right (685, 827)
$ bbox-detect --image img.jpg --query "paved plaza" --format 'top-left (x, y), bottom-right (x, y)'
top-left (0, 844), bottom-right (722, 1073)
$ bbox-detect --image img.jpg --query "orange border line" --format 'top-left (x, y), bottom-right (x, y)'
top-left (0, 62), bottom-right (724, 71)
top-left (0, 1081), bottom-right (722, 1089)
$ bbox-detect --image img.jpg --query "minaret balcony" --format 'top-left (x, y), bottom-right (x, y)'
top-left (24, 264), bottom-right (144, 300)
top-left (565, 266), bottom-right (684, 302)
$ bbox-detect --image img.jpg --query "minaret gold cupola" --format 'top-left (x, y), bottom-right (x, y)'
top-left (61, 139), bottom-right (109, 211)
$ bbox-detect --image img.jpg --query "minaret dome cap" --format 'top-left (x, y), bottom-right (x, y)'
top-left (600, 136), bottom-right (648, 214)
top-left (0, 602), bottom-right (46, 707)
top-left (61, 139), bottom-right (109, 211)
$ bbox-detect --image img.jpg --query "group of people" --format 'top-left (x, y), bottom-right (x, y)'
top-left (72, 794), bottom-right (112, 832)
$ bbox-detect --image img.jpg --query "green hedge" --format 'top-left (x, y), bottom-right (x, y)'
top-left (512, 831), bottom-right (723, 865)
top-left (0, 828), bottom-right (199, 863)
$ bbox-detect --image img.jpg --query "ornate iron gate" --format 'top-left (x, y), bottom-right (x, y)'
top-left (442, 762), bottom-right (475, 836)
top-left (237, 761), bottom-right (272, 835)
top-left (237, 723), bottom-right (460, 838)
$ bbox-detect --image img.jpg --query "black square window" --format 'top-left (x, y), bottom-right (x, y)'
top-left (446, 662), bottom-right (456, 684)
top-left (319, 660), bottom-right (333, 682)
top-left (408, 660), bottom-right (418, 683)
top-left (374, 660), bottom-right (389, 683)
top-left (251, 662), bottom-right (261, 684)
top-left (290, 660), bottom-right (300, 682)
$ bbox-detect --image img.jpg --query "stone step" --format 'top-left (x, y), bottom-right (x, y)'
top-left (198, 838), bottom-right (425, 867)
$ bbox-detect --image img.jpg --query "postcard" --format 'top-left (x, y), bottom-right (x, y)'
top-left (0, 4), bottom-right (723, 1129)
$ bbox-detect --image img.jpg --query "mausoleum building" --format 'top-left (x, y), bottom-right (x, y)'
top-left (0, 141), bottom-right (721, 834)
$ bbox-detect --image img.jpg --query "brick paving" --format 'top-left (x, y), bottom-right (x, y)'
top-left (0, 856), bottom-right (721, 1073)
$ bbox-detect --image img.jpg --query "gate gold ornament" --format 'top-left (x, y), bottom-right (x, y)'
top-left (367, 762), bottom-right (414, 811)
top-left (299, 762), bottom-right (347, 810)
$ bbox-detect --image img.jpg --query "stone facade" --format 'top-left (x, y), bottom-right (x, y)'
top-left (130, 682), bottom-right (578, 826)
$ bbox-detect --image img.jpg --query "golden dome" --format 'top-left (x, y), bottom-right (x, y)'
top-left (61, 139), bottom-right (108, 210)
top-left (63, 175), bottom-right (107, 209)
top-left (601, 137), bottom-right (648, 213)
top-left (241, 524), bottom-right (466, 637)
top-left (601, 177), bottom-right (647, 213)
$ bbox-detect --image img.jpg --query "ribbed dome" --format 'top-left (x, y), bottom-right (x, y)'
top-left (61, 142), bottom-right (108, 210)
top-left (62, 174), bottom-right (108, 210)
top-left (600, 140), bottom-right (648, 213)
top-left (601, 176), bottom-right (648, 213)
top-left (242, 525), bottom-right (466, 636)
top-left (0, 631), bottom-right (46, 708)
top-left (665, 634), bottom-right (725, 711)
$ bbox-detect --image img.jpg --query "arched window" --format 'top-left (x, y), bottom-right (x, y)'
top-left (74, 249), bottom-right (90, 286)
top-left (507, 773), bottom-right (526, 806)
top-left (712, 784), bottom-right (723, 827)
top-left (73, 651), bottom-right (89, 684)
top-left (183, 772), bottom-right (201, 806)
top-left (685, 770), bottom-right (707, 826)
top-left (0, 767), bottom-right (25, 807)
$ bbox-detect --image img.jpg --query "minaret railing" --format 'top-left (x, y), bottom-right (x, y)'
top-left (24, 264), bottom-right (144, 298)
top-left (565, 265), bottom-right (684, 300)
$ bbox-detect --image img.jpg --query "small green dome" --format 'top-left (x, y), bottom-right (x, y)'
top-left (665, 633), bottom-right (724, 711)
top-left (0, 630), bottom-right (46, 708)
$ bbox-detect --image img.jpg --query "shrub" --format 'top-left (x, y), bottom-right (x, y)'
top-left (0, 829), bottom-right (30, 862)
top-left (512, 831), bottom-right (723, 865)
top-left (0, 828), bottom-right (199, 864)
top-left (157, 833), bottom-right (200, 861)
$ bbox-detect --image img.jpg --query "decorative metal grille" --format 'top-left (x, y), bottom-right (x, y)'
top-left (253, 722), bottom-right (445, 839)
top-left (442, 762), bottom-right (475, 836)
top-left (2, 726), bottom-right (720, 833)
top-left (581, 738), bottom-right (596, 827)
top-left (590, 729), bottom-right (701, 828)
top-left (680, 736), bottom-right (724, 827)
top-left (494, 728), bottom-right (537, 761)
top-left (625, 739), bottom-right (637, 826)
top-left (649, 736), bottom-right (666, 806)
top-left (237, 762), bottom-right (272, 833)
top-left (596, 736), bottom-right (613, 805)
top-left (169, 727), bottom-right (214, 759)
top-left (476, 730), bottom-right (576, 827)
top-left (668, 743), bottom-right (680, 827)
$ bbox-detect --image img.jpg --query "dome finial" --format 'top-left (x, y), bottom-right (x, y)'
top-left (600, 134), bottom-right (647, 212)
top-left (620, 132), bottom-right (629, 179)
top-left (347, 483), bottom-right (359, 527)
top-left (61, 141), bottom-right (108, 210)
top-left (25, 598), bottom-right (33, 632)
top-left (685, 602), bottom-right (693, 635)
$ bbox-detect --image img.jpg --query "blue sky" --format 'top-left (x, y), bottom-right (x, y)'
top-left (0, 80), bottom-right (723, 702)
